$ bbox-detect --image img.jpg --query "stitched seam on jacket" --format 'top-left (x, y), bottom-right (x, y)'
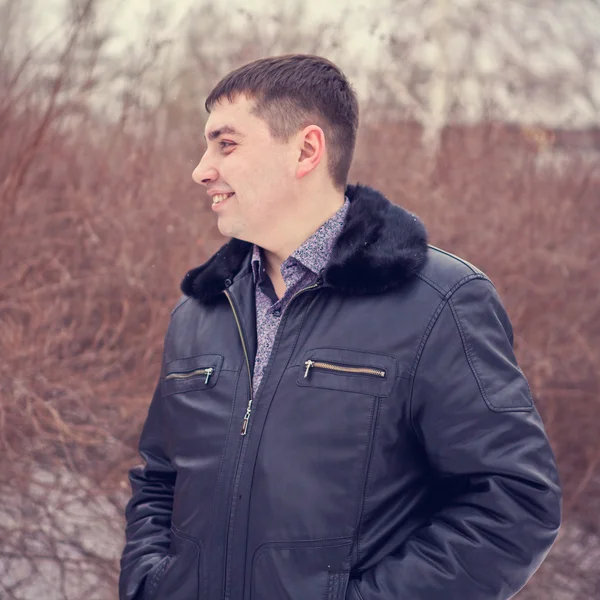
top-left (254, 536), bottom-right (352, 555)
top-left (169, 528), bottom-right (203, 599)
top-left (170, 524), bottom-right (202, 548)
top-left (448, 288), bottom-right (533, 413)
top-left (409, 273), bottom-right (486, 377)
top-left (517, 365), bottom-right (535, 406)
top-left (252, 542), bottom-right (342, 565)
top-left (408, 274), bottom-right (488, 442)
top-left (164, 306), bottom-right (181, 365)
top-left (352, 579), bottom-right (366, 600)
top-left (210, 366), bottom-right (243, 517)
top-left (355, 395), bottom-right (383, 564)
top-left (448, 295), bottom-right (493, 411)
top-left (251, 540), bottom-right (352, 599)
top-left (427, 245), bottom-right (481, 274)
top-left (170, 295), bottom-right (191, 316)
top-left (415, 272), bottom-right (445, 295)
top-left (165, 352), bottom-right (224, 367)
top-left (207, 364), bottom-right (243, 597)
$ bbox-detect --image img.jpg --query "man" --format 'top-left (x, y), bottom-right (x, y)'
top-left (119, 55), bottom-right (562, 600)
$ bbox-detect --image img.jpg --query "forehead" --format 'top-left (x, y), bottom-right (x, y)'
top-left (204, 94), bottom-right (265, 138)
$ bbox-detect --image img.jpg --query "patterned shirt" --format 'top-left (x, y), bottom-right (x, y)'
top-left (250, 198), bottom-right (350, 396)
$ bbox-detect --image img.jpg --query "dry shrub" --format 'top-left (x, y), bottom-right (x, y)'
top-left (1, 1), bottom-right (599, 597)
top-left (0, 114), bottom-right (219, 468)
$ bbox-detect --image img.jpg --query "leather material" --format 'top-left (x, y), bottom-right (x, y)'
top-left (119, 186), bottom-right (561, 600)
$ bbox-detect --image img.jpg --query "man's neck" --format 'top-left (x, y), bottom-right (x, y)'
top-left (261, 192), bottom-right (345, 277)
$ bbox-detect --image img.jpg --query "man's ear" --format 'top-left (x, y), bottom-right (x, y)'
top-left (296, 125), bottom-right (325, 180)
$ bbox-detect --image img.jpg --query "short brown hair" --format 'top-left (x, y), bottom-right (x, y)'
top-left (205, 54), bottom-right (359, 191)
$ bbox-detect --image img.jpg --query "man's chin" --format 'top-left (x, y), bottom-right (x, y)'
top-left (217, 219), bottom-right (241, 240)
top-left (218, 224), bottom-right (256, 245)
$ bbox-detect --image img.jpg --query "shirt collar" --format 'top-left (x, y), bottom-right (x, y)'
top-left (251, 197), bottom-right (350, 283)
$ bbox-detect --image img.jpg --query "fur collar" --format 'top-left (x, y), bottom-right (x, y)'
top-left (181, 183), bottom-right (428, 303)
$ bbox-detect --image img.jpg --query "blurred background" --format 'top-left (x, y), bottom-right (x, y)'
top-left (1, 0), bottom-right (599, 598)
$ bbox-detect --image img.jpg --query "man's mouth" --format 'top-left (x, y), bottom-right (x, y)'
top-left (212, 192), bottom-right (235, 205)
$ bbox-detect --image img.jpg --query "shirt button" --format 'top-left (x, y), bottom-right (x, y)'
top-left (224, 278), bottom-right (232, 287)
top-left (273, 309), bottom-right (281, 317)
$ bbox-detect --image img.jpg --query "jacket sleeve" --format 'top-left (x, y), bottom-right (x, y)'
top-left (119, 368), bottom-right (176, 599)
top-left (349, 277), bottom-right (562, 600)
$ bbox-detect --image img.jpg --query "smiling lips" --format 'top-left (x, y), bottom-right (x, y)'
top-left (212, 193), bottom-right (235, 205)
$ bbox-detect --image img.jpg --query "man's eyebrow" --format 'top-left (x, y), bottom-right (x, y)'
top-left (204, 125), bottom-right (243, 141)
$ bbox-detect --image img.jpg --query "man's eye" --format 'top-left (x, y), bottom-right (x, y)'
top-left (220, 141), bottom-right (235, 150)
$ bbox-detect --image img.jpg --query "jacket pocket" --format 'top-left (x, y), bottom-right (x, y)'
top-left (251, 538), bottom-right (352, 600)
top-left (162, 354), bottom-right (224, 397)
top-left (145, 527), bottom-right (202, 600)
top-left (297, 348), bottom-right (397, 397)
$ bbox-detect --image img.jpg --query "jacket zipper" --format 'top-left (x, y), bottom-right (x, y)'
top-left (225, 281), bottom-right (322, 436)
top-left (224, 290), bottom-right (254, 435)
top-left (304, 361), bottom-right (385, 379)
top-left (222, 280), bottom-right (322, 600)
top-left (165, 367), bottom-right (214, 384)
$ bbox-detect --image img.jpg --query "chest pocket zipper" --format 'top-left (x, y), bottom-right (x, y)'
top-left (162, 354), bottom-right (224, 396)
top-left (165, 367), bottom-right (214, 385)
top-left (297, 349), bottom-right (397, 397)
top-left (304, 360), bottom-right (386, 379)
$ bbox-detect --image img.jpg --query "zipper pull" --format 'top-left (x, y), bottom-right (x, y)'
top-left (205, 367), bottom-right (214, 384)
top-left (241, 410), bottom-right (251, 436)
top-left (304, 360), bottom-right (314, 378)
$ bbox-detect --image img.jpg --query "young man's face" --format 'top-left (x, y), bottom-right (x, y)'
top-left (193, 94), bottom-right (299, 245)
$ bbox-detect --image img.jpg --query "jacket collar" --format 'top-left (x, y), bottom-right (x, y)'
top-left (181, 183), bottom-right (428, 304)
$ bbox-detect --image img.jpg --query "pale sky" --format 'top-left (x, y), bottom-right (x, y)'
top-left (35, 0), bottom-right (385, 58)
top-left (30, 0), bottom-right (390, 119)
top-left (29, 0), bottom-right (600, 127)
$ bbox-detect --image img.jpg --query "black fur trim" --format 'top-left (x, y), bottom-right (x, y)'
top-left (180, 183), bottom-right (428, 303)
top-left (323, 184), bottom-right (428, 294)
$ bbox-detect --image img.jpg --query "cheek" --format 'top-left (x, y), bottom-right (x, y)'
top-left (264, 152), bottom-right (296, 185)
top-left (232, 147), bottom-right (293, 195)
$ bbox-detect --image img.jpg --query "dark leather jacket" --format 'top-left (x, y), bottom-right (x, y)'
top-left (119, 184), bottom-right (562, 600)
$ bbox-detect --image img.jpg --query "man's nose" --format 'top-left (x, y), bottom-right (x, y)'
top-left (192, 156), bottom-right (218, 186)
